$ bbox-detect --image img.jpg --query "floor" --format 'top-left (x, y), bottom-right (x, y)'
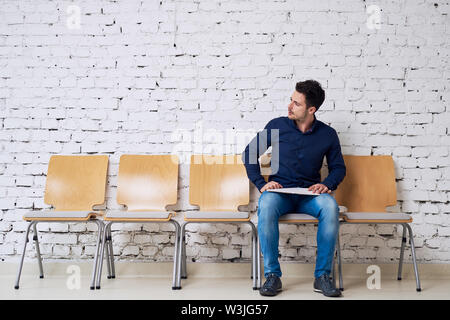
top-left (2, 262), bottom-right (450, 300)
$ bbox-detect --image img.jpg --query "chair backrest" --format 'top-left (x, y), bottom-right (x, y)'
top-left (189, 154), bottom-right (249, 211)
top-left (117, 155), bottom-right (179, 211)
top-left (44, 155), bottom-right (109, 211)
top-left (334, 155), bottom-right (397, 212)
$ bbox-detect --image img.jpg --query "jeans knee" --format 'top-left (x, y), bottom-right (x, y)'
top-left (317, 194), bottom-right (339, 221)
top-left (258, 192), bottom-right (281, 218)
top-left (257, 192), bottom-right (282, 236)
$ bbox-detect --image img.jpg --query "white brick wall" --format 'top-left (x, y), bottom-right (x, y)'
top-left (0, 0), bottom-right (449, 264)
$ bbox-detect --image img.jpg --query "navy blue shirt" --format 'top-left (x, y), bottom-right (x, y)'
top-left (242, 116), bottom-right (346, 192)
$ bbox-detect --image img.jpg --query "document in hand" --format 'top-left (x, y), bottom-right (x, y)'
top-left (267, 187), bottom-right (319, 196)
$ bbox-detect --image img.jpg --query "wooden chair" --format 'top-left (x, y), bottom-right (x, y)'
top-left (334, 155), bottom-right (421, 291)
top-left (15, 155), bottom-right (109, 290)
top-left (174, 154), bottom-right (259, 290)
top-left (96, 154), bottom-right (181, 289)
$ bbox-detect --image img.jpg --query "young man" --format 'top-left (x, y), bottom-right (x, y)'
top-left (242, 80), bottom-right (346, 297)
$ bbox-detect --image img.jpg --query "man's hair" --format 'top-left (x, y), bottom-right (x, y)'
top-left (295, 80), bottom-right (325, 111)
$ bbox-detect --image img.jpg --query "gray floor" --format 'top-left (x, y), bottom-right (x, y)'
top-left (2, 262), bottom-right (450, 300)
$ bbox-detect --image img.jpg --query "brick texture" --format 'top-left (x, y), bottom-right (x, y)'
top-left (0, 0), bottom-right (449, 264)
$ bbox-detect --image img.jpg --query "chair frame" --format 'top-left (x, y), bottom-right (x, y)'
top-left (15, 155), bottom-right (110, 290)
top-left (336, 155), bottom-right (421, 291)
top-left (175, 220), bottom-right (259, 289)
top-left (95, 154), bottom-right (181, 289)
top-left (339, 219), bottom-right (421, 291)
top-left (97, 219), bottom-right (181, 289)
top-left (174, 155), bottom-right (260, 290)
top-left (15, 219), bottom-right (106, 290)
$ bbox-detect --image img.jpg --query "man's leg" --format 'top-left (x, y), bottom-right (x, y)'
top-left (257, 191), bottom-right (297, 278)
top-left (295, 193), bottom-right (339, 278)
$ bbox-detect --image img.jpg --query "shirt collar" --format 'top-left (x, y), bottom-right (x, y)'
top-left (291, 115), bottom-right (318, 134)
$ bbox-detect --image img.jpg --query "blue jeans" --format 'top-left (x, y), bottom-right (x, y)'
top-left (257, 191), bottom-right (339, 279)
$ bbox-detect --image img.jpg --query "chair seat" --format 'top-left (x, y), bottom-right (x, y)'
top-left (184, 211), bottom-right (249, 220)
top-left (279, 213), bottom-right (318, 222)
top-left (24, 210), bottom-right (101, 221)
top-left (343, 212), bottom-right (412, 222)
top-left (105, 211), bottom-right (173, 220)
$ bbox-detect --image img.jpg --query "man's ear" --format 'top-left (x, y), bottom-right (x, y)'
top-left (308, 106), bottom-right (316, 114)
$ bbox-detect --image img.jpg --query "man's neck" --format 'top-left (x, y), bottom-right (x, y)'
top-left (295, 116), bottom-right (315, 133)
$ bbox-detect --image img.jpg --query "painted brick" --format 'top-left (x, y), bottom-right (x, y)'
top-left (0, 0), bottom-right (448, 265)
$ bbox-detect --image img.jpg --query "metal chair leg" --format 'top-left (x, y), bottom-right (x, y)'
top-left (251, 226), bottom-right (256, 281)
top-left (248, 222), bottom-right (257, 290)
top-left (96, 220), bottom-right (109, 289)
top-left (181, 231), bottom-right (187, 279)
top-left (250, 224), bottom-right (254, 280)
top-left (175, 222), bottom-right (187, 289)
top-left (257, 235), bottom-right (262, 289)
top-left (33, 222), bottom-right (44, 279)
top-left (398, 224), bottom-right (407, 280)
top-left (103, 222), bottom-right (114, 279)
top-left (405, 223), bottom-right (422, 292)
top-left (104, 228), bottom-right (112, 280)
top-left (15, 221), bottom-right (35, 289)
top-left (171, 220), bottom-right (181, 290)
top-left (331, 249), bottom-right (336, 288)
top-left (336, 231), bottom-right (343, 291)
top-left (90, 220), bottom-right (104, 290)
top-left (107, 223), bottom-right (115, 278)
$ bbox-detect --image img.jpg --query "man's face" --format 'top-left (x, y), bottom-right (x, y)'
top-left (287, 91), bottom-right (315, 122)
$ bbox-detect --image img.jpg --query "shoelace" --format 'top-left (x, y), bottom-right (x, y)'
top-left (319, 274), bottom-right (335, 291)
top-left (264, 274), bottom-right (279, 289)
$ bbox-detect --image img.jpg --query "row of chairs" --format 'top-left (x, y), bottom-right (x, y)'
top-left (15, 154), bottom-right (421, 292)
top-left (15, 154), bottom-right (257, 290)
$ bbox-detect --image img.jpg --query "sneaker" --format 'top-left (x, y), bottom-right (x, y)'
top-left (313, 273), bottom-right (342, 297)
top-left (259, 273), bottom-right (282, 296)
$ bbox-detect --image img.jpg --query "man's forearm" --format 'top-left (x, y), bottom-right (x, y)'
top-left (242, 151), bottom-right (266, 191)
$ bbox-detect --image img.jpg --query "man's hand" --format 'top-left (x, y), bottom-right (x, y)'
top-left (308, 183), bottom-right (331, 194)
top-left (260, 181), bottom-right (283, 193)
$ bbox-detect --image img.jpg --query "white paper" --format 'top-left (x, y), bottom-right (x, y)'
top-left (267, 187), bottom-right (319, 196)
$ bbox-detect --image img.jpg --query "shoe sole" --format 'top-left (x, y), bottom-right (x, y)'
top-left (313, 288), bottom-right (342, 297)
top-left (259, 288), bottom-right (282, 296)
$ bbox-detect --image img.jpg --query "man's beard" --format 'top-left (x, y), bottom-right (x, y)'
top-left (294, 110), bottom-right (308, 123)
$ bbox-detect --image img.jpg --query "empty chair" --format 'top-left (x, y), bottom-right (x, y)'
top-left (15, 155), bottom-right (109, 290)
top-left (96, 154), bottom-right (181, 289)
top-left (174, 154), bottom-right (259, 290)
top-left (334, 155), bottom-right (421, 291)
